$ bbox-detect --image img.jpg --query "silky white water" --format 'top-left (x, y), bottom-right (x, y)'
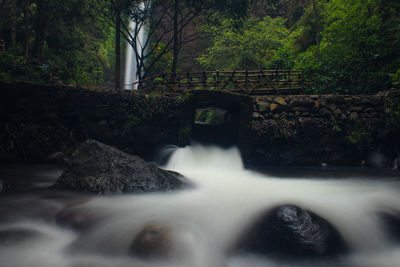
top-left (1, 145), bottom-right (400, 267)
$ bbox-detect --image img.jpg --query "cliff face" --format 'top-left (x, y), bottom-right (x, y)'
top-left (1, 81), bottom-right (399, 167)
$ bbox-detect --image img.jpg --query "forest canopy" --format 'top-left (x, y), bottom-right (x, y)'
top-left (0, 0), bottom-right (399, 94)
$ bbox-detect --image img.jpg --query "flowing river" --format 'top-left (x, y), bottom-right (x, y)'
top-left (1, 144), bottom-right (400, 267)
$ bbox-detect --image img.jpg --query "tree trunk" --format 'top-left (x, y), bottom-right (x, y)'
top-left (115, 1), bottom-right (121, 90)
top-left (171, 0), bottom-right (179, 73)
top-left (24, 0), bottom-right (31, 58)
top-left (34, 0), bottom-right (47, 62)
top-left (9, 0), bottom-right (17, 53)
top-left (0, 0), bottom-right (10, 22)
top-left (311, 0), bottom-right (321, 50)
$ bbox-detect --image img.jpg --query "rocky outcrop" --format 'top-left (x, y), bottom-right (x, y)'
top-left (233, 205), bottom-right (347, 258)
top-left (52, 139), bottom-right (189, 194)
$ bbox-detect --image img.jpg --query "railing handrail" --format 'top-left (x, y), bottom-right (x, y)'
top-left (132, 69), bottom-right (304, 85)
top-left (130, 69), bottom-right (307, 95)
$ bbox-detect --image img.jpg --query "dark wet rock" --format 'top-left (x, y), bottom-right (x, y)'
top-left (233, 205), bottom-right (347, 258)
top-left (319, 108), bottom-right (331, 117)
top-left (0, 228), bottom-right (42, 245)
top-left (0, 197), bottom-right (62, 223)
top-left (378, 211), bottom-right (400, 241)
top-left (0, 179), bottom-right (11, 193)
top-left (55, 206), bottom-right (105, 231)
top-left (130, 224), bottom-right (173, 259)
top-left (52, 139), bottom-right (189, 194)
top-left (47, 151), bottom-right (68, 163)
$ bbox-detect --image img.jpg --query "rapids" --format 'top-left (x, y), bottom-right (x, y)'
top-left (1, 144), bottom-right (400, 267)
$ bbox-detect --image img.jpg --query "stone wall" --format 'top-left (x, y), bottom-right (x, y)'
top-left (0, 82), bottom-right (193, 162)
top-left (244, 94), bottom-right (399, 166)
top-left (1, 81), bottom-right (399, 167)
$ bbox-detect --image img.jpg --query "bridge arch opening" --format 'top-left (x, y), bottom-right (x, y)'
top-left (191, 106), bottom-right (237, 147)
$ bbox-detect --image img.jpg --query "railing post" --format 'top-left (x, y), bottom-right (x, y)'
top-left (187, 71), bottom-right (191, 90)
top-left (245, 70), bottom-right (249, 92)
top-left (172, 72), bottom-right (176, 91)
top-left (202, 71), bottom-right (206, 89)
top-left (216, 71), bottom-right (219, 90)
top-left (161, 73), bottom-right (166, 91)
top-left (288, 70), bottom-right (291, 92)
top-left (300, 71), bottom-right (306, 93)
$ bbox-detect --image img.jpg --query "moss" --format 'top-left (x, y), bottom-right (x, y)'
top-left (177, 123), bottom-right (192, 145)
top-left (385, 94), bottom-right (400, 132)
top-left (122, 115), bottom-right (143, 137)
top-left (346, 117), bottom-right (373, 150)
top-left (96, 120), bottom-right (109, 132)
top-left (177, 91), bottom-right (193, 103)
top-left (332, 124), bottom-right (342, 132)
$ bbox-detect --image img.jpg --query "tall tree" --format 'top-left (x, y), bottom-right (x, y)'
top-left (171, 0), bottom-right (179, 73)
top-left (34, 0), bottom-right (48, 61)
top-left (23, 0), bottom-right (31, 58)
top-left (9, 0), bottom-right (16, 53)
top-left (96, 0), bottom-right (248, 84)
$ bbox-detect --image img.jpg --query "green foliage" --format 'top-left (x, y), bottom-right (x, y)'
top-left (195, 110), bottom-right (225, 125)
top-left (390, 69), bottom-right (400, 89)
top-left (197, 16), bottom-right (290, 70)
top-left (346, 118), bottom-right (373, 150)
top-left (147, 42), bottom-right (173, 76)
top-left (294, 0), bottom-right (400, 94)
top-left (0, 0), bottom-right (399, 94)
top-left (198, 0), bottom-right (399, 94)
top-left (177, 91), bottom-right (193, 102)
top-left (0, 0), bottom-right (115, 86)
top-left (0, 54), bottom-right (46, 83)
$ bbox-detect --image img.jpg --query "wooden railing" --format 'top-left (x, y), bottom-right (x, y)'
top-left (131, 70), bottom-right (307, 95)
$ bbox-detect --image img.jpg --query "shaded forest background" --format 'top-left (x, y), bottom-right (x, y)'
top-left (0, 0), bottom-right (399, 94)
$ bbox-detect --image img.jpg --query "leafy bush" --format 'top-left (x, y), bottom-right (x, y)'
top-left (197, 17), bottom-right (290, 70)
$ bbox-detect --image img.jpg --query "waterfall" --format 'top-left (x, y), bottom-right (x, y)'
top-left (123, 3), bottom-right (147, 90)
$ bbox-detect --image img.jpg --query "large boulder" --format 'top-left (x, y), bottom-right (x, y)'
top-left (233, 205), bottom-right (347, 258)
top-left (52, 139), bottom-right (188, 194)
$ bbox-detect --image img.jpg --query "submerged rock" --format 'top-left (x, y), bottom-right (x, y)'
top-left (0, 228), bottom-right (42, 245)
top-left (55, 206), bottom-right (105, 231)
top-left (233, 205), bottom-right (347, 258)
top-left (0, 180), bottom-right (11, 194)
top-left (52, 139), bottom-right (189, 194)
top-left (378, 211), bottom-right (400, 241)
top-left (130, 224), bottom-right (173, 259)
